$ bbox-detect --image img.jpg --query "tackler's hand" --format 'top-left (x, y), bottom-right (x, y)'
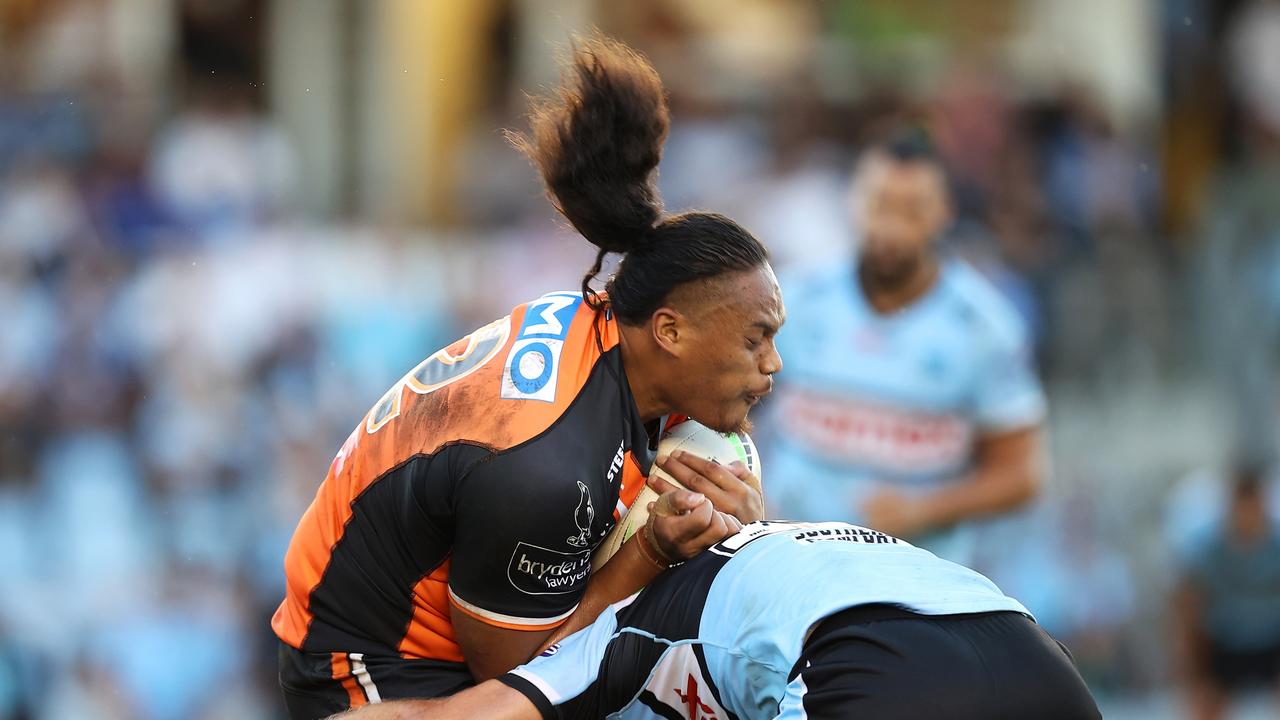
top-left (653, 451), bottom-right (764, 524)
top-left (645, 475), bottom-right (743, 563)
top-left (860, 488), bottom-right (928, 539)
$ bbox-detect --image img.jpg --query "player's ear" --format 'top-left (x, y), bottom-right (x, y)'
top-left (650, 307), bottom-right (684, 358)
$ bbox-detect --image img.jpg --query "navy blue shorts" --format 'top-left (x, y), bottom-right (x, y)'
top-left (787, 604), bottom-right (1101, 719)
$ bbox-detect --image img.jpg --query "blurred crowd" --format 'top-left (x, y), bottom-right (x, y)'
top-left (2, 1), bottom-right (1280, 719)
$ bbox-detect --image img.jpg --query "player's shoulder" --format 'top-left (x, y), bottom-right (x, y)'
top-left (501, 290), bottom-right (614, 399)
top-left (938, 260), bottom-right (1028, 348)
top-left (378, 290), bottom-right (616, 455)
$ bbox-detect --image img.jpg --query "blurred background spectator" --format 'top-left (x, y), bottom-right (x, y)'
top-left (0, 0), bottom-right (1276, 718)
top-left (1171, 464), bottom-right (1280, 719)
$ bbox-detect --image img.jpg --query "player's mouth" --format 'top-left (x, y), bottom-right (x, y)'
top-left (744, 383), bottom-right (772, 406)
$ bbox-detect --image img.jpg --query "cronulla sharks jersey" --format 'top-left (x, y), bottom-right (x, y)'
top-left (767, 259), bottom-right (1044, 560)
top-left (497, 521), bottom-right (1030, 720)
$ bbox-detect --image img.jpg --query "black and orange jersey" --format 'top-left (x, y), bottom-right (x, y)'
top-left (272, 291), bottom-right (655, 665)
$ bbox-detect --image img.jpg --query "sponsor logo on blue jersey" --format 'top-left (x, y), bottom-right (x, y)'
top-left (502, 292), bottom-right (583, 403)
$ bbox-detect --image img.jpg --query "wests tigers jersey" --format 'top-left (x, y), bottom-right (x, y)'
top-left (272, 292), bottom-right (654, 665)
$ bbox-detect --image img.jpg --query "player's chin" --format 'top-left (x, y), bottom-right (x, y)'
top-left (863, 248), bottom-right (916, 280)
top-left (706, 399), bottom-right (755, 435)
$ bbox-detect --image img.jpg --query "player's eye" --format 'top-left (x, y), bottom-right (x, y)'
top-left (746, 336), bottom-right (763, 350)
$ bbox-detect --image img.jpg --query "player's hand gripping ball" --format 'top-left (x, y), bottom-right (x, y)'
top-left (592, 419), bottom-right (762, 570)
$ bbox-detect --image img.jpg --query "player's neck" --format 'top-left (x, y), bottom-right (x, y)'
top-left (616, 323), bottom-right (673, 423)
top-left (858, 255), bottom-right (939, 315)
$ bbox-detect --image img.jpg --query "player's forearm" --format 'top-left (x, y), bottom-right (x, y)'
top-left (915, 427), bottom-right (1042, 529)
top-left (329, 699), bottom-right (445, 719)
top-left (537, 531), bottom-right (664, 653)
top-left (917, 456), bottom-right (1040, 528)
top-left (329, 680), bottom-right (538, 720)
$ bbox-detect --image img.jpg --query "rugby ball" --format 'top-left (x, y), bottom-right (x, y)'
top-left (591, 419), bottom-right (761, 570)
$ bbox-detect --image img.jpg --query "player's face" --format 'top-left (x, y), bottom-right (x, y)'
top-left (853, 155), bottom-right (950, 284)
top-left (669, 265), bottom-right (785, 434)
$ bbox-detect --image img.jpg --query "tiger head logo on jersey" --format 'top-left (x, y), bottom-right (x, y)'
top-left (567, 481), bottom-right (595, 548)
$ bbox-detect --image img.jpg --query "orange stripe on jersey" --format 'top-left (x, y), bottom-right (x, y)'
top-left (331, 652), bottom-right (366, 707)
top-left (663, 414), bottom-right (690, 433)
top-left (398, 559), bottom-right (464, 661)
top-left (614, 451), bottom-right (649, 523)
top-left (448, 595), bottom-right (571, 632)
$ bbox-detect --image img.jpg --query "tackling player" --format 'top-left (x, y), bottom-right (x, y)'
top-left (332, 520), bottom-right (1101, 719)
top-left (766, 129), bottom-right (1045, 562)
top-left (273, 37), bottom-right (784, 718)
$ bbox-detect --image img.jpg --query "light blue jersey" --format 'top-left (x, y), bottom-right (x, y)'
top-left (768, 259), bottom-right (1045, 561)
top-left (501, 521), bottom-right (1029, 720)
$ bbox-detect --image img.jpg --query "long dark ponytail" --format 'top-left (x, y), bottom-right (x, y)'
top-left (509, 35), bottom-right (768, 325)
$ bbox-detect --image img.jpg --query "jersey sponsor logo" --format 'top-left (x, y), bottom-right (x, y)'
top-left (777, 386), bottom-right (973, 473)
top-left (606, 439), bottom-right (625, 484)
top-left (501, 293), bottom-right (583, 403)
top-left (566, 481), bottom-right (595, 548)
top-left (791, 524), bottom-right (900, 545)
top-left (710, 520), bottom-right (906, 557)
top-left (507, 542), bottom-right (592, 595)
top-left (538, 643), bottom-right (560, 658)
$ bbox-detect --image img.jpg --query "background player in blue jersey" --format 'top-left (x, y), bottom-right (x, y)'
top-left (334, 521), bottom-right (1099, 719)
top-left (765, 129), bottom-right (1046, 563)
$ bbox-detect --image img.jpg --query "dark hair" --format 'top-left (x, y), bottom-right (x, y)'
top-left (509, 34), bottom-right (768, 325)
top-left (879, 125), bottom-right (940, 164)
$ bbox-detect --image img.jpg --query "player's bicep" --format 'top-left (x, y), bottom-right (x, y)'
top-left (333, 680), bottom-right (542, 720)
top-left (452, 607), bottom-right (557, 682)
top-left (973, 322), bottom-right (1045, 431)
top-left (447, 464), bottom-right (596, 667)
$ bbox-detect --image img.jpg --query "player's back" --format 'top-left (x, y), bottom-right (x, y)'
top-left (695, 521), bottom-right (1029, 716)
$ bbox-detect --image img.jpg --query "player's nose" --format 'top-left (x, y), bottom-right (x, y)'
top-left (761, 342), bottom-right (782, 376)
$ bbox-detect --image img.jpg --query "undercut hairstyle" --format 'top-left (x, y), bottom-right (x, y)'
top-left (509, 34), bottom-right (768, 326)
